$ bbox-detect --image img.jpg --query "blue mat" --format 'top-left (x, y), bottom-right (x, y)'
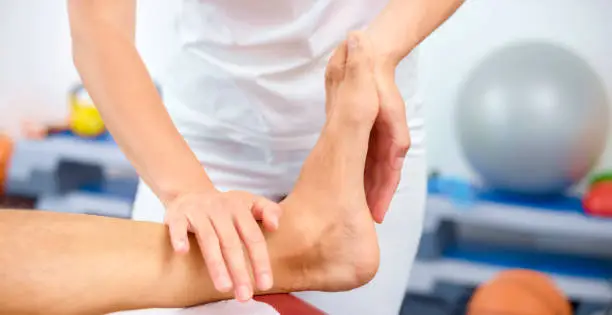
top-left (48, 130), bottom-right (116, 143)
top-left (78, 177), bottom-right (139, 201)
top-left (428, 176), bottom-right (584, 213)
top-left (444, 242), bottom-right (612, 280)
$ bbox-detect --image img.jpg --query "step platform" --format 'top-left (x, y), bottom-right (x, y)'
top-left (409, 177), bottom-right (612, 305)
top-left (401, 280), bottom-right (610, 315)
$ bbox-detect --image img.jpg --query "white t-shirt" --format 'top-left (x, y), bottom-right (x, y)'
top-left (161, 0), bottom-right (423, 151)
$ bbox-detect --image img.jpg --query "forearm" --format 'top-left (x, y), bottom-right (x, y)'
top-left (368, 0), bottom-right (464, 66)
top-left (68, 1), bottom-right (214, 204)
top-left (0, 210), bottom-right (298, 315)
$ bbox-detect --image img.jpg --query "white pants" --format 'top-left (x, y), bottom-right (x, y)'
top-left (131, 137), bottom-right (426, 315)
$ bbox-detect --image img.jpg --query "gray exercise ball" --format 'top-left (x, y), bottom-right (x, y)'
top-left (456, 42), bottom-right (609, 196)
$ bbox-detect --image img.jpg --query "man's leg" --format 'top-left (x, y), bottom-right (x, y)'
top-left (0, 32), bottom-right (379, 315)
top-left (295, 151), bottom-right (427, 315)
top-left (1, 210), bottom-right (288, 315)
top-left (296, 55), bottom-right (427, 314)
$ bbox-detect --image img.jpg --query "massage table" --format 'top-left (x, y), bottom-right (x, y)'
top-left (254, 294), bottom-right (325, 314)
top-left (113, 293), bottom-right (326, 315)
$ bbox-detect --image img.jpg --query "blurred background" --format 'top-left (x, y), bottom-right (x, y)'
top-left (1, 1), bottom-right (612, 314)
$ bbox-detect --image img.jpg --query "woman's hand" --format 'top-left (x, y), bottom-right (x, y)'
top-left (333, 29), bottom-right (409, 224)
top-left (360, 0), bottom-right (463, 223)
top-left (163, 190), bottom-right (282, 302)
top-left (327, 32), bottom-right (409, 224)
top-left (364, 53), bottom-right (411, 224)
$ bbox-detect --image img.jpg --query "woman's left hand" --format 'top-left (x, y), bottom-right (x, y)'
top-left (362, 32), bottom-right (411, 224)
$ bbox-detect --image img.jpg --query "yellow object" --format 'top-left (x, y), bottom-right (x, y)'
top-left (69, 85), bottom-right (106, 137)
top-left (0, 133), bottom-right (14, 195)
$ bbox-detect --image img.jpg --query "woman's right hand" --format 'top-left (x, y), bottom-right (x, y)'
top-left (163, 190), bottom-right (282, 302)
top-left (68, 1), bottom-right (283, 301)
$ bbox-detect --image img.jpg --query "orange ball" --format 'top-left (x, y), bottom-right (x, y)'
top-left (468, 269), bottom-right (572, 315)
top-left (0, 134), bottom-right (14, 195)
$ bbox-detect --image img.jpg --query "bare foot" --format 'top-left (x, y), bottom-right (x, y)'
top-left (268, 32), bottom-right (381, 292)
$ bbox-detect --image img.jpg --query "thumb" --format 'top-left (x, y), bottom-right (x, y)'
top-left (345, 31), bottom-right (374, 85)
top-left (392, 127), bottom-right (410, 170)
top-left (386, 111), bottom-right (410, 170)
top-left (378, 84), bottom-right (411, 170)
top-left (252, 197), bottom-right (282, 231)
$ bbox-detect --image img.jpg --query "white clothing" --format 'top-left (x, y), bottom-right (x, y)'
top-left (161, 0), bottom-right (422, 151)
top-left (132, 0), bottom-right (426, 314)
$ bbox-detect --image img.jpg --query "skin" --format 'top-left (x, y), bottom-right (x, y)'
top-left (67, 1), bottom-right (282, 301)
top-left (364, 0), bottom-right (465, 223)
top-left (67, 0), bottom-right (463, 301)
top-left (0, 34), bottom-right (380, 315)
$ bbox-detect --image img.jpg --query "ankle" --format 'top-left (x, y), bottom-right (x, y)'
top-left (275, 200), bottom-right (379, 292)
top-left (265, 211), bottom-right (324, 292)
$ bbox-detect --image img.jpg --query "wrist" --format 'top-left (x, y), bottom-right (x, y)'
top-left (364, 29), bottom-right (399, 76)
top-left (366, 14), bottom-right (417, 71)
top-left (157, 176), bottom-right (217, 208)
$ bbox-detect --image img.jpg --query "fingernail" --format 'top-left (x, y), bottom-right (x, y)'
top-left (272, 216), bottom-right (279, 229)
top-left (236, 285), bottom-right (252, 302)
top-left (175, 239), bottom-right (187, 251)
top-left (259, 273), bottom-right (273, 290)
top-left (218, 277), bottom-right (233, 292)
top-left (394, 156), bottom-right (405, 170)
top-left (348, 34), bottom-right (359, 51)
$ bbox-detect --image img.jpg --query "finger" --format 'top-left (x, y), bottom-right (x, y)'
top-left (345, 31), bottom-right (374, 85)
top-left (235, 211), bottom-right (273, 291)
top-left (252, 197), bottom-right (282, 231)
top-left (391, 136), bottom-right (410, 170)
top-left (188, 213), bottom-right (233, 293)
top-left (211, 214), bottom-right (253, 302)
top-left (165, 213), bottom-right (190, 253)
top-left (379, 94), bottom-right (411, 170)
top-left (372, 167), bottom-right (402, 224)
